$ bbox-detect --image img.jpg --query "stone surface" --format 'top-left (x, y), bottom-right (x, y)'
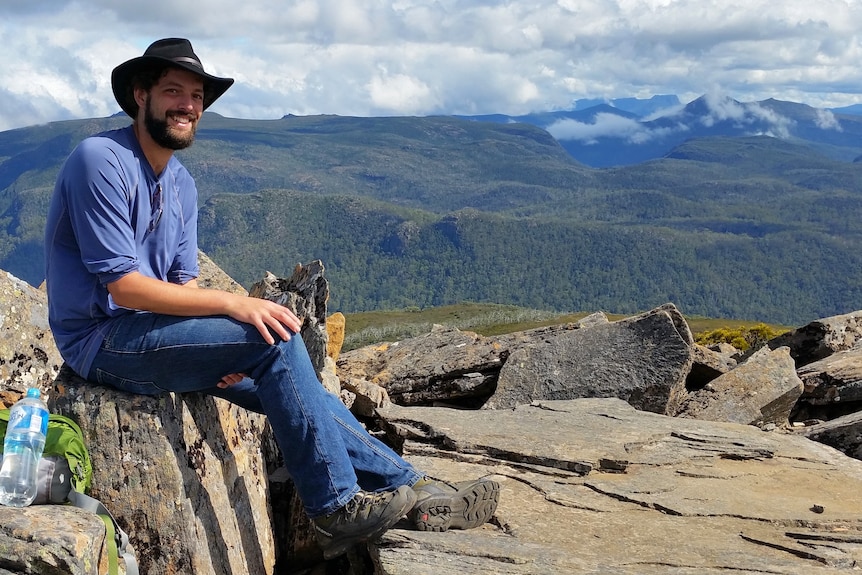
top-left (326, 312), bottom-right (346, 361)
top-left (49, 371), bottom-right (276, 575)
top-left (0, 505), bottom-right (113, 575)
top-left (341, 376), bottom-right (392, 417)
top-left (374, 398), bottom-right (862, 574)
top-left (0, 270), bottom-right (63, 398)
top-left (337, 325), bottom-right (505, 406)
top-left (798, 410), bottom-right (862, 460)
top-left (676, 346), bottom-right (804, 426)
top-left (197, 249), bottom-right (248, 295)
top-left (767, 310), bottom-right (862, 367)
top-left (796, 345), bottom-right (862, 408)
top-left (687, 343), bottom-right (735, 389)
top-left (485, 304), bottom-right (694, 414)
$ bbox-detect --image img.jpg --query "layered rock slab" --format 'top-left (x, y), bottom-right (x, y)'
top-left (374, 399), bottom-right (862, 574)
top-left (49, 373), bottom-right (276, 575)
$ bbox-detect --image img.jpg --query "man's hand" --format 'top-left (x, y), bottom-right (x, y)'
top-left (223, 296), bottom-right (302, 344)
top-left (217, 372), bottom-right (248, 389)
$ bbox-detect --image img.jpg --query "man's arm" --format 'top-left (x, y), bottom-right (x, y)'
top-left (107, 271), bottom-right (301, 345)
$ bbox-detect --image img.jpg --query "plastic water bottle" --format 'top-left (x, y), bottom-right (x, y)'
top-left (0, 388), bottom-right (49, 507)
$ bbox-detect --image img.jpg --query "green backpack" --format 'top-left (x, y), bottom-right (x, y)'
top-left (0, 411), bottom-right (92, 502)
top-left (0, 409), bottom-right (138, 575)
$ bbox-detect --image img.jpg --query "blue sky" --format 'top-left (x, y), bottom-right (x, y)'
top-left (2, 0), bottom-right (862, 131)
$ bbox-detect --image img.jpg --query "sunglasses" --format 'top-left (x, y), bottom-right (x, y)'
top-left (149, 183), bottom-right (163, 232)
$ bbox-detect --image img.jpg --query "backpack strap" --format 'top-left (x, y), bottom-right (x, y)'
top-left (68, 490), bottom-right (140, 575)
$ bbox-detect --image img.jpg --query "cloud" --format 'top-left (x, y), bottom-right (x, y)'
top-left (546, 112), bottom-right (688, 145)
top-left (1, 1), bottom-right (862, 131)
top-left (815, 109), bottom-right (842, 131)
top-left (696, 93), bottom-right (794, 138)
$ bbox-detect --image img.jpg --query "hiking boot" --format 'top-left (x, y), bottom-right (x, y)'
top-left (409, 476), bottom-right (500, 532)
top-left (313, 485), bottom-right (417, 559)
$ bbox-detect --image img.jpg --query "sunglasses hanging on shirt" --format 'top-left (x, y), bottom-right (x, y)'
top-left (149, 183), bottom-right (163, 232)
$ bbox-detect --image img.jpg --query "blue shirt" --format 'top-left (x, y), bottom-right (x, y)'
top-left (44, 125), bottom-right (200, 378)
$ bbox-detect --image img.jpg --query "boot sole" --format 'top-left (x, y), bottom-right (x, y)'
top-left (320, 488), bottom-right (417, 560)
top-left (411, 479), bottom-right (500, 532)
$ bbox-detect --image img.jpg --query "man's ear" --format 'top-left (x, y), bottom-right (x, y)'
top-left (133, 86), bottom-right (148, 115)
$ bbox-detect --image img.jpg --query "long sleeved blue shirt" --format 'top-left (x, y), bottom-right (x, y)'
top-left (44, 125), bottom-right (200, 378)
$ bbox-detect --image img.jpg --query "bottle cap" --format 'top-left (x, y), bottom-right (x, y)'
top-left (25, 388), bottom-right (41, 398)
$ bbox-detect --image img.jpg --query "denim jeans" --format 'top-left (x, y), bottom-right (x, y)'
top-left (87, 311), bottom-right (421, 518)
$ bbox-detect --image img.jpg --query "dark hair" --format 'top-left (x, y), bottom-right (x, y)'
top-left (123, 64), bottom-right (172, 117)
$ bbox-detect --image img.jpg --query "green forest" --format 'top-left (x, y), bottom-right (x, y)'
top-left (1, 112), bottom-right (861, 326)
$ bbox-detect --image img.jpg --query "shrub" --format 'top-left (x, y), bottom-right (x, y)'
top-left (694, 323), bottom-right (787, 351)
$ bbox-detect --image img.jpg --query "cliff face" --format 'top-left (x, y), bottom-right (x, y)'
top-left (2, 260), bottom-right (862, 574)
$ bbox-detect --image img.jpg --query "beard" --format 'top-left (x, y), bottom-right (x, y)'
top-left (143, 97), bottom-right (197, 150)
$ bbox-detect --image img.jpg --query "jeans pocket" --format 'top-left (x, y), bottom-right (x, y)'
top-left (94, 368), bottom-right (164, 396)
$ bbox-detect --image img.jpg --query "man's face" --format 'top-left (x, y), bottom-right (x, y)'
top-left (140, 67), bottom-right (205, 150)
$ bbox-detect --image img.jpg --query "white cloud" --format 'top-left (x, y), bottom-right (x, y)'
top-left (546, 112), bottom-right (688, 145)
top-left (697, 94), bottom-right (795, 138)
top-left (815, 109), bottom-right (842, 131)
top-left (366, 68), bottom-right (435, 114)
top-left (1, 0), bottom-right (862, 131)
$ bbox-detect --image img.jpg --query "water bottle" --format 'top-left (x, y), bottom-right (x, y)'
top-left (0, 388), bottom-right (49, 507)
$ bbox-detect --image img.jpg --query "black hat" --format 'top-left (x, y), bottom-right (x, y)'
top-left (111, 38), bottom-right (234, 118)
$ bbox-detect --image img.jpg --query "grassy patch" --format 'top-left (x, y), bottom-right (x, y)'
top-left (341, 303), bottom-right (793, 351)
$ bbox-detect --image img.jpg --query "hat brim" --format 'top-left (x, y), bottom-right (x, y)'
top-left (111, 55), bottom-right (234, 118)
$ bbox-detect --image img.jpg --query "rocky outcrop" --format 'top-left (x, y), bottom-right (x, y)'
top-left (336, 304), bottom-right (694, 415)
top-left (50, 371), bottom-right (277, 575)
top-left (796, 345), bottom-right (862, 411)
top-left (800, 411), bottom-right (862, 461)
top-left (337, 325), bottom-right (504, 407)
top-left (0, 270), bottom-right (63, 404)
top-left (676, 345), bottom-right (803, 426)
top-left (249, 261), bottom-right (329, 374)
top-left (0, 505), bottom-right (117, 574)
top-left (4, 258), bottom-right (862, 573)
top-left (373, 399), bottom-right (862, 573)
top-left (766, 310), bottom-right (862, 366)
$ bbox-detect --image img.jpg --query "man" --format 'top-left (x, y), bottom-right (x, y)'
top-left (44, 38), bottom-right (499, 560)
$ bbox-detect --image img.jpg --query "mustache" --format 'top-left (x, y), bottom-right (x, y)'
top-left (167, 110), bottom-right (197, 119)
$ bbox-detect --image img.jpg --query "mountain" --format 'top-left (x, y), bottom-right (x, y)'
top-left (2, 104), bottom-right (862, 325)
top-left (830, 103), bottom-right (862, 116)
top-left (572, 94), bottom-right (682, 116)
top-left (459, 94), bottom-right (862, 168)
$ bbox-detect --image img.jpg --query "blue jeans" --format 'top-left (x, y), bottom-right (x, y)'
top-left (87, 311), bottom-right (421, 518)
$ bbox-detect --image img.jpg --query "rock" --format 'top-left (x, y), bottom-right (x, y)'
top-left (767, 310), bottom-right (862, 367)
top-left (0, 270), bottom-right (63, 398)
top-left (485, 304), bottom-right (693, 414)
top-left (707, 341), bottom-right (741, 357)
top-left (341, 376), bottom-right (392, 417)
top-left (797, 410), bottom-right (862, 460)
top-left (326, 312), bottom-right (346, 361)
top-left (795, 344), bottom-right (862, 410)
top-left (687, 343), bottom-right (735, 390)
top-left (337, 325), bottom-right (504, 407)
top-left (0, 505), bottom-right (116, 574)
top-left (676, 346), bottom-right (804, 427)
top-left (49, 368), bottom-right (276, 575)
top-left (318, 355), bottom-right (342, 396)
top-left (248, 262), bottom-right (329, 374)
top-left (374, 398), bottom-right (862, 573)
top-left (197, 250), bottom-right (248, 295)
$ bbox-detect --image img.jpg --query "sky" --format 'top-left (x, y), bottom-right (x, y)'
top-left (2, 0), bottom-right (862, 133)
